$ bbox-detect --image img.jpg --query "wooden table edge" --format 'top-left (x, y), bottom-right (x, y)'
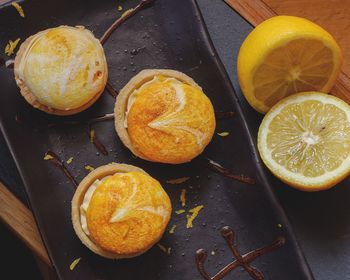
top-left (0, 181), bottom-right (52, 267)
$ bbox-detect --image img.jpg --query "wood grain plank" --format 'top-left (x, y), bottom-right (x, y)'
top-left (225, 0), bottom-right (350, 104)
top-left (224, 0), bottom-right (276, 25)
top-left (0, 181), bottom-right (52, 267)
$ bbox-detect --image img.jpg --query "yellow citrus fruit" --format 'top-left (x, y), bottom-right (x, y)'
top-left (258, 92), bottom-right (350, 191)
top-left (237, 16), bottom-right (342, 114)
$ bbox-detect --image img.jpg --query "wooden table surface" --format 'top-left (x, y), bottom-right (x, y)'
top-left (0, 181), bottom-right (51, 266)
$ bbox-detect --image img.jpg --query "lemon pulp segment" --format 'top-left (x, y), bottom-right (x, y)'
top-left (253, 39), bottom-right (335, 107)
top-left (258, 92), bottom-right (350, 191)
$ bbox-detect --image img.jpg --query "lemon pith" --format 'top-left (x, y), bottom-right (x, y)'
top-left (238, 16), bottom-right (342, 114)
top-left (258, 92), bottom-right (350, 191)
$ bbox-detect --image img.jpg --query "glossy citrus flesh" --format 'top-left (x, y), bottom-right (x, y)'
top-left (258, 92), bottom-right (350, 191)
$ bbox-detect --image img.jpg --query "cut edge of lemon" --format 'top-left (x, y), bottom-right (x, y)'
top-left (237, 16), bottom-right (342, 114)
top-left (258, 92), bottom-right (350, 191)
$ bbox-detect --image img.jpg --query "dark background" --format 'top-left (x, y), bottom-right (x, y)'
top-left (1, 0), bottom-right (349, 279)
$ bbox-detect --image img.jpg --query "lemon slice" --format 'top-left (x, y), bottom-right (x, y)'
top-left (238, 16), bottom-right (342, 113)
top-left (258, 92), bottom-right (350, 191)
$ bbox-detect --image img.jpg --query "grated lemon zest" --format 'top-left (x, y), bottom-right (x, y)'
top-left (85, 165), bottom-right (94, 172)
top-left (117, 5), bottom-right (123, 11)
top-left (169, 224), bottom-right (176, 234)
top-left (175, 209), bottom-right (185, 215)
top-left (89, 129), bottom-right (95, 143)
top-left (44, 154), bottom-right (53, 160)
top-left (186, 205), bottom-right (204, 228)
top-left (11, 2), bottom-right (25, 18)
top-left (217, 132), bottom-right (230, 137)
top-left (69, 257), bottom-right (81, 271)
top-left (180, 189), bottom-right (186, 207)
top-left (66, 157), bottom-right (73, 164)
top-left (157, 244), bottom-right (171, 255)
top-left (5, 38), bottom-right (20, 56)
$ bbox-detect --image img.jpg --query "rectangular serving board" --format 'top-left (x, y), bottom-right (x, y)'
top-left (0, 0), bottom-right (314, 279)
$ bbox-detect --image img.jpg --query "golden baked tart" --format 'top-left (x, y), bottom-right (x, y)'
top-left (71, 163), bottom-right (172, 259)
top-left (14, 25), bottom-right (108, 115)
top-left (115, 69), bottom-right (216, 164)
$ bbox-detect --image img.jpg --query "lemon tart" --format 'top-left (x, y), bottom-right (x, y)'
top-left (71, 163), bottom-right (172, 259)
top-left (115, 69), bottom-right (216, 164)
top-left (14, 25), bottom-right (108, 115)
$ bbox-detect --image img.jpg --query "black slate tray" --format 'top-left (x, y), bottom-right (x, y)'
top-left (0, 0), bottom-right (314, 279)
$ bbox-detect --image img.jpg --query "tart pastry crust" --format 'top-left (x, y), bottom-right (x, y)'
top-left (14, 25), bottom-right (108, 115)
top-left (71, 163), bottom-right (171, 259)
top-left (115, 69), bottom-right (216, 164)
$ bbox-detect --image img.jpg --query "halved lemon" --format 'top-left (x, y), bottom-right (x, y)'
top-left (237, 16), bottom-right (342, 114)
top-left (258, 92), bottom-right (350, 191)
